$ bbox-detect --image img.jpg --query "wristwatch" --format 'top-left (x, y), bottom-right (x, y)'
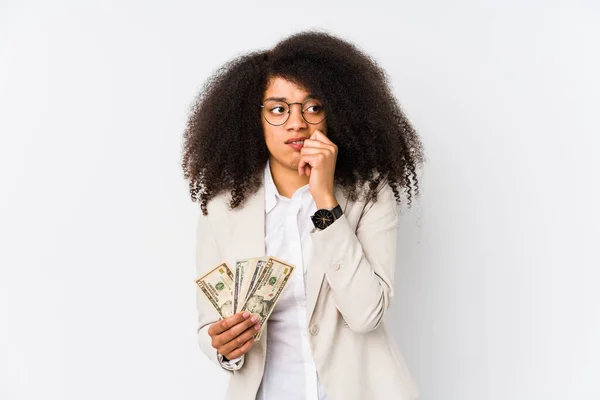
top-left (311, 204), bottom-right (343, 230)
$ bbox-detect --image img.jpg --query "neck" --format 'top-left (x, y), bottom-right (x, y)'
top-left (269, 157), bottom-right (309, 199)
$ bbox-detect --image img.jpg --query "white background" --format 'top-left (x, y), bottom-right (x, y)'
top-left (1, 1), bottom-right (599, 399)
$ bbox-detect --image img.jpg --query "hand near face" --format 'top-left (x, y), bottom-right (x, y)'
top-left (298, 130), bottom-right (339, 208)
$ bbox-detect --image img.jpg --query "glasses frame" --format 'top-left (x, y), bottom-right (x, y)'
top-left (260, 99), bottom-right (326, 126)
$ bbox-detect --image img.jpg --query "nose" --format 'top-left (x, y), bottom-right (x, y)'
top-left (286, 103), bottom-right (308, 131)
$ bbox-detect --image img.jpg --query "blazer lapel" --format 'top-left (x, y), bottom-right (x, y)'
top-left (305, 185), bottom-right (348, 323)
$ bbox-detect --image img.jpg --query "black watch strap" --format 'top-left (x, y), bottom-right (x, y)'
top-left (330, 204), bottom-right (343, 219)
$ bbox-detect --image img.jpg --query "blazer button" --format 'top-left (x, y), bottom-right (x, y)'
top-left (310, 324), bottom-right (320, 336)
top-left (333, 262), bottom-right (341, 271)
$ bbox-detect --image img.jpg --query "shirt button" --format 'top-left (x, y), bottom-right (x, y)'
top-left (333, 262), bottom-right (341, 271)
top-left (310, 324), bottom-right (319, 336)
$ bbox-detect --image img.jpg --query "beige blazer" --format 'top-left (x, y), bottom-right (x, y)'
top-left (195, 176), bottom-right (419, 400)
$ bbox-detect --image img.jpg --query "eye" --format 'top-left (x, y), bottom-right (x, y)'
top-left (304, 103), bottom-right (323, 114)
top-left (270, 106), bottom-right (287, 114)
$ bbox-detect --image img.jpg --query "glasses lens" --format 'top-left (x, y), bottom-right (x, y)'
top-left (302, 100), bottom-right (325, 124)
top-left (263, 100), bottom-right (289, 125)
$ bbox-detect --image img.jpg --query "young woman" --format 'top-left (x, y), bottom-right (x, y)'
top-left (183, 31), bottom-right (424, 400)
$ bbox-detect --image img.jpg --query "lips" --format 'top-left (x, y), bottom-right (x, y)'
top-left (285, 137), bottom-right (307, 151)
top-left (284, 137), bottom-right (308, 144)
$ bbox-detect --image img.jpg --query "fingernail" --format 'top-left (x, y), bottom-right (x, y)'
top-left (243, 312), bottom-right (250, 318)
top-left (251, 315), bottom-right (258, 323)
top-left (255, 324), bottom-right (261, 330)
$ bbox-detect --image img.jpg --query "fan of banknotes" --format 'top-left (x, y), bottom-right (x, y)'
top-left (195, 257), bottom-right (295, 340)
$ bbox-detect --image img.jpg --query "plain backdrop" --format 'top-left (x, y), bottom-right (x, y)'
top-left (1, 1), bottom-right (599, 399)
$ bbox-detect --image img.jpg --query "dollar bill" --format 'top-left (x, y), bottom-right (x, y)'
top-left (195, 262), bottom-right (234, 319)
top-left (233, 259), bottom-right (250, 314)
top-left (239, 257), bottom-right (268, 307)
top-left (239, 257), bottom-right (295, 340)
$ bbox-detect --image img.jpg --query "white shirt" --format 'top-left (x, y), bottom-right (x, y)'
top-left (221, 161), bottom-right (328, 399)
top-left (256, 160), bottom-right (327, 400)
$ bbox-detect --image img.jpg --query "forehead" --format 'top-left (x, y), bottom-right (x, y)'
top-left (264, 76), bottom-right (312, 100)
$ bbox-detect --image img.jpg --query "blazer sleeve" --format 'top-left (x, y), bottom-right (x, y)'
top-left (195, 209), bottom-right (244, 374)
top-left (309, 181), bottom-right (399, 333)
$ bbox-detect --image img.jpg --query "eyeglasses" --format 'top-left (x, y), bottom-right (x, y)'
top-left (260, 99), bottom-right (326, 126)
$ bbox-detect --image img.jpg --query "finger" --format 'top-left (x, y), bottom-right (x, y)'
top-left (298, 164), bottom-right (311, 177)
top-left (302, 139), bottom-right (334, 151)
top-left (313, 130), bottom-right (334, 143)
top-left (208, 311), bottom-right (251, 337)
top-left (221, 322), bottom-right (260, 356)
top-left (213, 313), bottom-right (259, 348)
top-left (208, 312), bottom-right (249, 337)
top-left (225, 337), bottom-right (255, 360)
top-left (299, 153), bottom-right (325, 169)
top-left (298, 155), bottom-right (313, 172)
top-left (220, 323), bottom-right (261, 357)
top-left (302, 139), bottom-right (326, 148)
top-left (298, 156), bottom-right (308, 176)
top-left (300, 147), bottom-right (332, 156)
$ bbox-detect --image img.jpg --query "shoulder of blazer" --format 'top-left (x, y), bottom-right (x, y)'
top-left (356, 178), bottom-right (397, 218)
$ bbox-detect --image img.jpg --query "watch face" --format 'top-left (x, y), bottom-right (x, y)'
top-left (312, 209), bottom-right (335, 229)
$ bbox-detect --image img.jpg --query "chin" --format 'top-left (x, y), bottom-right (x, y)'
top-left (281, 153), bottom-right (301, 170)
top-left (288, 157), bottom-right (301, 170)
top-left (270, 152), bottom-right (300, 171)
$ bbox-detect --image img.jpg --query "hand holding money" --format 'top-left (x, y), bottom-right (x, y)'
top-left (207, 311), bottom-right (261, 360)
top-left (196, 257), bottom-right (295, 345)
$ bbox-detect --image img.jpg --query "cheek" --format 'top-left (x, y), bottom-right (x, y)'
top-left (262, 124), bottom-right (286, 153)
top-left (263, 127), bottom-right (277, 151)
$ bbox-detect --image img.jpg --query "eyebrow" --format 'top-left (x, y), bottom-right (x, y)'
top-left (263, 95), bottom-right (317, 102)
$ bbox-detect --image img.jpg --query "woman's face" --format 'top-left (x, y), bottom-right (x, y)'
top-left (262, 76), bottom-right (327, 171)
